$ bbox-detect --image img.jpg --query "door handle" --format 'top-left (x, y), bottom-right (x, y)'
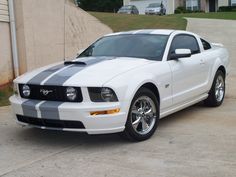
top-left (200, 59), bottom-right (205, 65)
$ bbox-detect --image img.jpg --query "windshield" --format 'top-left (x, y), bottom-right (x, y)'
top-left (148, 3), bottom-right (160, 8)
top-left (120, 6), bottom-right (132, 10)
top-left (79, 34), bottom-right (169, 61)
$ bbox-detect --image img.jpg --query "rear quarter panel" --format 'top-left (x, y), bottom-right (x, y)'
top-left (205, 45), bottom-right (229, 91)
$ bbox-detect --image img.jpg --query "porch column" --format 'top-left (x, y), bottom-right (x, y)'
top-left (200, 0), bottom-right (207, 11)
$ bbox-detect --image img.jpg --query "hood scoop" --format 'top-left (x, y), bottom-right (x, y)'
top-left (64, 61), bottom-right (87, 65)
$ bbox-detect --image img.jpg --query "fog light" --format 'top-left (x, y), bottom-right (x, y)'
top-left (90, 108), bottom-right (120, 116)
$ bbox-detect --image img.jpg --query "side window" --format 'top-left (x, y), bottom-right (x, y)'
top-left (170, 34), bottom-right (200, 55)
top-left (201, 38), bottom-right (211, 50)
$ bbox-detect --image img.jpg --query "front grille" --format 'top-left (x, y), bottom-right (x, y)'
top-left (17, 115), bottom-right (85, 129)
top-left (19, 84), bottom-right (83, 102)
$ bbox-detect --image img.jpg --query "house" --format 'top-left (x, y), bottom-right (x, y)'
top-left (124, 0), bottom-right (233, 14)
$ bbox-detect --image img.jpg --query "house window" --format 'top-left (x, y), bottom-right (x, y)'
top-left (186, 0), bottom-right (200, 10)
top-left (232, 0), bottom-right (236, 6)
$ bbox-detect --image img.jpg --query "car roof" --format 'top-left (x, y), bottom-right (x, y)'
top-left (105, 29), bottom-right (176, 36)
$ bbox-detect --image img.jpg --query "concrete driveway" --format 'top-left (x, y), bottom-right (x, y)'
top-left (0, 18), bottom-right (236, 177)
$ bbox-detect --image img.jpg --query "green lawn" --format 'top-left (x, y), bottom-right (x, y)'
top-left (173, 12), bottom-right (236, 20)
top-left (0, 84), bottom-right (13, 107)
top-left (90, 12), bottom-right (187, 32)
top-left (90, 12), bottom-right (236, 32)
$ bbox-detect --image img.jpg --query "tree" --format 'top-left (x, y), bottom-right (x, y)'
top-left (78, 0), bottom-right (123, 13)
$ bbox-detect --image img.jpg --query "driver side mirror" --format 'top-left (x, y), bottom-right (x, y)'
top-left (169, 49), bottom-right (192, 60)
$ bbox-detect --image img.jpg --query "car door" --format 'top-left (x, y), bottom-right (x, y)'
top-left (168, 34), bottom-right (208, 105)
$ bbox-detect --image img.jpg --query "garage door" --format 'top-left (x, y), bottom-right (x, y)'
top-left (129, 0), bottom-right (168, 14)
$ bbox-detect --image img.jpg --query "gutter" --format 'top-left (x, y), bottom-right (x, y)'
top-left (8, 0), bottom-right (19, 77)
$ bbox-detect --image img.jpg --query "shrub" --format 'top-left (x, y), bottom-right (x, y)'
top-left (175, 6), bottom-right (204, 14)
top-left (218, 6), bottom-right (236, 12)
top-left (78, 0), bottom-right (123, 13)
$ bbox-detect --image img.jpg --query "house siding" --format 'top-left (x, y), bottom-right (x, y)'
top-left (0, 0), bottom-right (13, 85)
top-left (218, 0), bottom-right (229, 6)
top-left (0, 0), bottom-right (9, 22)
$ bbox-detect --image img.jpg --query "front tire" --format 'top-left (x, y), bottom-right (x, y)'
top-left (121, 88), bottom-right (159, 141)
top-left (204, 70), bottom-right (225, 107)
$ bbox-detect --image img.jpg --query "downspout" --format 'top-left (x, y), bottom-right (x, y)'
top-left (8, 0), bottom-right (19, 77)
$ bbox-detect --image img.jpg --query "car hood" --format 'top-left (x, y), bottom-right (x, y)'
top-left (146, 7), bottom-right (161, 11)
top-left (15, 56), bottom-right (153, 87)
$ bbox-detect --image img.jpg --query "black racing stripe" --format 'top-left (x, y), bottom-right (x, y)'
top-left (43, 57), bottom-right (110, 86)
top-left (27, 64), bottom-right (64, 85)
top-left (22, 100), bottom-right (42, 118)
top-left (36, 57), bottom-right (113, 120)
top-left (43, 65), bottom-right (84, 86)
top-left (39, 101), bottom-right (62, 120)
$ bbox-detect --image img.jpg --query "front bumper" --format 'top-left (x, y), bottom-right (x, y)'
top-left (10, 95), bottom-right (127, 134)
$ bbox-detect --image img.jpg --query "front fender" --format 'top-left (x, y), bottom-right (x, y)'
top-left (103, 62), bottom-right (172, 116)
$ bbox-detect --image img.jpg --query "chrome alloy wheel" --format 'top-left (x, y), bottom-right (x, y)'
top-left (131, 96), bottom-right (157, 135)
top-left (215, 75), bottom-right (225, 102)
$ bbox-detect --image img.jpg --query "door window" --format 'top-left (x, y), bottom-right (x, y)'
top-left (169, 34), bottom-right (200, 56)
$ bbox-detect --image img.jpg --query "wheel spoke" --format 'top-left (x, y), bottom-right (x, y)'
top-left (215, 90), bottom-right (219, 98)
top-left (132, 117), bottom-right (141, 130)
top-left (140, 101), bottom-right (145, 110)
top-left (144, 108), bottom-right (153, 117)
top-left (131, 109), bottom-right (140, 115)
top-left (141, 118), bottom-right (149, 131)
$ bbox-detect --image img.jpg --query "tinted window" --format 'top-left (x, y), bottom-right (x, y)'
top-left (201, 38), bottom-right (211, 50)
top-left (170, 34), bottom-right (200, 55)
top-left (79, 34), bottom-right (169, 61)
top-left (148, 3), bottom-right (161, 7)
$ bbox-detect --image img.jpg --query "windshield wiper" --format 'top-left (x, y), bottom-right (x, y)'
top-left (64, 61), bottom-right (87, 65)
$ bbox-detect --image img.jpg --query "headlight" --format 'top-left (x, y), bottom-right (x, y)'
top-left (88, 87), bottom-right (118, 102)
top-left (66, 87), bottom-right (77, 101)
top-left (22, 84), bottom-right (31, 97)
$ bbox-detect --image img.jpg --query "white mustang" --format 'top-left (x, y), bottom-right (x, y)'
top-left (10, 29), bottom-right (229, 141)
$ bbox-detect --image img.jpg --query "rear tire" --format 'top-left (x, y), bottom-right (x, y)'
top-left (204, 70), bottom-right (225, 107)
top-left (120, 88), bottom-right (159, 141)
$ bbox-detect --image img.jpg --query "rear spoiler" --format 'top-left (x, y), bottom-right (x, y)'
top-left (211, 43), bottom-right (224, 47)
